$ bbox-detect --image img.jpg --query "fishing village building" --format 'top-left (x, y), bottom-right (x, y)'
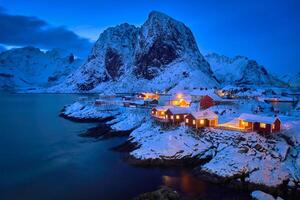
top-left (185, 110), bottom-right (218, 128)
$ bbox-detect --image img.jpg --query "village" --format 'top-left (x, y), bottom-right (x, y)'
top-left (60, 86), bottom-right (300, 197)
top-left (90, 87), bottom-right (300, 136)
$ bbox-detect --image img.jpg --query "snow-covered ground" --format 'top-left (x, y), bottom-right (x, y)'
top-left (61, 99), bottom-right (300, 192)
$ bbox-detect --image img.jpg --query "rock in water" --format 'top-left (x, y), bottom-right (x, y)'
top-left (133, 186), bottom-right (181, 200)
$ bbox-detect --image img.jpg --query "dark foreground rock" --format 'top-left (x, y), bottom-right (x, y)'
top-left (110, 139), bottom-right (140, 152)
top-left (133, 186), bottom-right (181, 200)
top-left (59, 109), bottom-right (114, 123)
top-left (125, 154), bottom-right (210, 168)
top-left (193, 169), bottom-right (300, 200)
top-left (79, 123), bottom-right (132, 140)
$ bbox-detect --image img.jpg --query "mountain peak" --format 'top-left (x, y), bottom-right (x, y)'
top-left (148, 10), bottom-right (171, 20)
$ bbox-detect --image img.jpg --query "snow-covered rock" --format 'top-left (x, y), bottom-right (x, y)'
top-left (0, 46), bottom-right (82, 90)
top-left (251, 190), bottom-right (284, 200)
top-left (280, 72), bottom-right (300, 88)
top-left (61, 99), bottom-right (300, 191)
top-left (52, 11), bottom-right (218, 93)
top-left (205, 53), bottom-right (286, 87)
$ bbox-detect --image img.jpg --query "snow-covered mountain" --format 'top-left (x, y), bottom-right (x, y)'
top-left (55, 11), bottom-right (219, 93)
top-left (205, 53), bottom-right (286, 87)
top-left (280, 72), bottom-right (300, 88)
top-left (0, 46), bottom-right (82, 90)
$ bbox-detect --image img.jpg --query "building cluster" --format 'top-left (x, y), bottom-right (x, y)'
top-left (150, 89), bottom-right (281, 134)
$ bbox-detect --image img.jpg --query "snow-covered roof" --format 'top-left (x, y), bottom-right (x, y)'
top-left (190, 109), bottom-right (218, 120)
top-left (167, 107), bottom-right (190, 115)
top-left (238, 113), bottom-right (280, 124)
top-left (153, 105), bottom-right (173, 111)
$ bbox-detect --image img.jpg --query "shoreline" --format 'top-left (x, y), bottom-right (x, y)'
top-left (59, 105), bottom-right (300, 199)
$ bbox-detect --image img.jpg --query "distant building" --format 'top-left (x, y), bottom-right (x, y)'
top-left (137, 92), bottom-right (159, 100)
top-left (169, 93), bottom-right (192, 107)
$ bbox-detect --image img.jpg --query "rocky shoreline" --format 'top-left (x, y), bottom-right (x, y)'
top-left (60, 102), bottom-right (300, 199)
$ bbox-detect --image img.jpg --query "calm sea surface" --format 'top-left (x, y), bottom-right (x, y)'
top-left (0, 93), bottom-right (250, 200)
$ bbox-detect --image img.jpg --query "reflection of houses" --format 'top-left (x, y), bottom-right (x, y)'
top-left (185, 110), bottom-right (218, 128)
top-left (165, 107), bottom-right (190, 124)
top-left (170, 93), bottom-right (192, 107)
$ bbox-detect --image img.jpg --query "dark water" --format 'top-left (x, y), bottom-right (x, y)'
top-left (0, 93), bottom-right (250, 200)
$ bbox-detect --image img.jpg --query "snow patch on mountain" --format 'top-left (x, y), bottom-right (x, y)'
top-left (280, 72), bottom-right (300, 88)
top-left (0, 46), bottom-right (82, 90)
top-left (205, 53), bottom-right (286, 87)
top-left (50, 11), bottom-right (218, 93)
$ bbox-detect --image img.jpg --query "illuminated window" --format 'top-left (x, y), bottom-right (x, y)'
top-left (151, 111), bottom-right (154, 114)
top-left (241, 121), bottom-right (248, 126)
top-left (171, 115), bottom-right (174, 119)
top-left (185, 118), bottom-right (189, 123)
top-left (184, 115), bottom-right (187, 118)
top-left (200, 119), bottom-right (204, 125)
top-left (161, 111), bottom-right (165, 115)
top-left (176, 115), bottom-right (180, 119)
top-left (193, 120), bottom-right (196, 125)
top-left (272, 124), bottom-right (275, 129)
top-left (166, 115), bottom-right (168, 119)
top-left (260, 123), bottom-right (266, 128)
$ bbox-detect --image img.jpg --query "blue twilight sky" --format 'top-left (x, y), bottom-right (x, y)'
top-left (0, 0), bottom-right (299, 75)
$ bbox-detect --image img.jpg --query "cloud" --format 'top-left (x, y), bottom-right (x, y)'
top-left (0, 8), bottom-right (93, 57)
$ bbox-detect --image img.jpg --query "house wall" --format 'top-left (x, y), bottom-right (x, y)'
top-left (165, 110), bottom-right (187, 124)
top-left (272, 119), bottom-right (281, 132)
top-left (185, 114), bottom-right (218, 128)
top-left (200, 95), bottom-right (214, 109)
top-left (238, 120), bottom-right (253, 130)
top-left (185, 114), bottom-right (196, 128)
top-left (253, 122), bottom-right (272, 134)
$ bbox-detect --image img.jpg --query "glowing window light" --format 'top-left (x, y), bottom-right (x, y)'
top-left (176, 115), bottom-right (180, 119)
top-left (193, 120), bottom-right (196, 125)
top-left (260, 123), bottom-right (266, 128)
top-left (171, 115), bottom-right (174, 119)
top-left (242, 121), bottom-right (248, 126)
top-left (185, 118), bottom-right (189, 123)
top-left (200, 119), bottom-right (204, 125)
top-left (272, 124), bottom-right (275, 129)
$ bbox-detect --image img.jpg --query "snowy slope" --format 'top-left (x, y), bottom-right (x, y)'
top-left (205, 53), bottom-right (286, 87)
top-left (280, 72), bottom-right (300, 88)
top-left (51, 11), bottom-right (219, 93)
top-left (0, 46), bottom-right (82, 90)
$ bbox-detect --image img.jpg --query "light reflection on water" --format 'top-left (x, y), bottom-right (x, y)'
top-left (0, 93), bottom-right (250, 200)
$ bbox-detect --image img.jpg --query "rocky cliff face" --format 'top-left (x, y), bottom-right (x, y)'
top-left (60, 11), bottom-right (218, 93)
top-left (205, 53), bottom-right (286, 87)
top-left (0, 46), bottom-right (82, 90)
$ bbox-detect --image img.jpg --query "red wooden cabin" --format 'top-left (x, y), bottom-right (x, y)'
top-left (238, 113), bottom-right (281, 134)
top-left (185, 110), bottom-right (218, 128)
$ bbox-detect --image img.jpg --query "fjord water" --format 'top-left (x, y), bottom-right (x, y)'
top-left (0, 93), bottom-right (250, 200)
